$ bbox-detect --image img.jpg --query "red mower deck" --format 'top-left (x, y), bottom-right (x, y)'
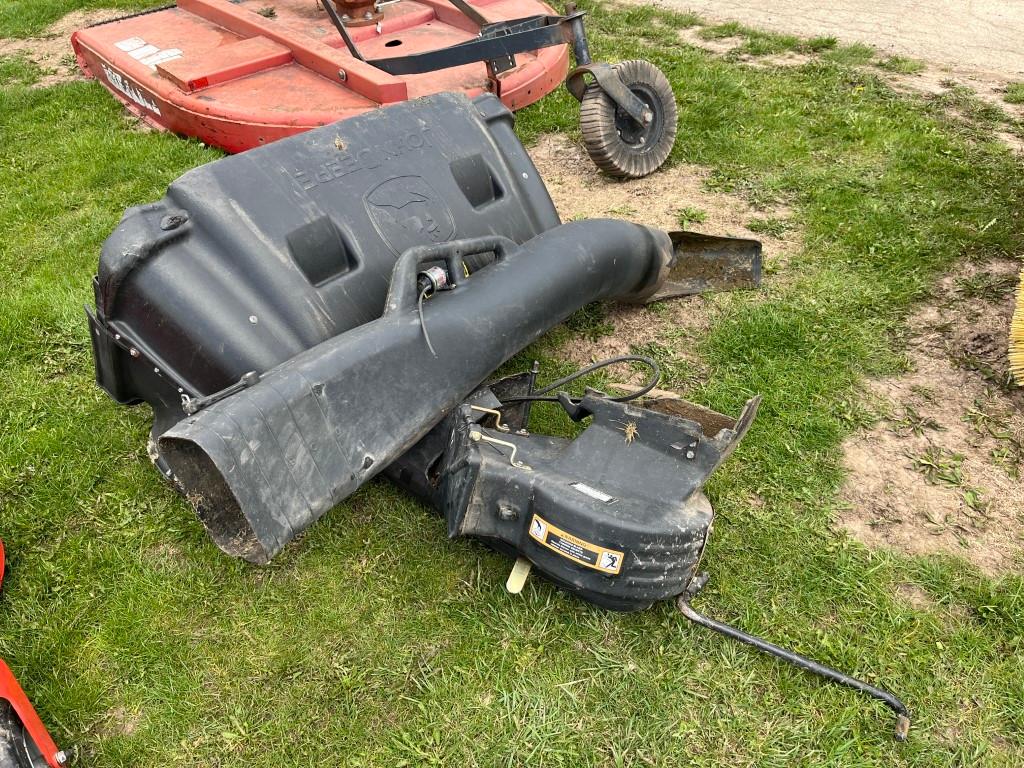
top-left (72, 0), bottom-right (569, 152)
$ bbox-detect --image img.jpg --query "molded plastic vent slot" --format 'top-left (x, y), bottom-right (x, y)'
top-left (286, 216), bottom-right (354, 286)
top-left (449, 154), bottom-right (503, 209)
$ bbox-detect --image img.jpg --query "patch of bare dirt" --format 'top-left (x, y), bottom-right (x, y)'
top-left (895, 582), bottom-right (935, 611)
top-left (995, 130), bottom-right (1024, 154)
top-left (838, 258), bottom-right (1024, 576)
top-left (881, 64), bottom-right (1024, 128)
top-left (743, 51), bottom-right (813, 69)
top-left (0, 9), bottom-right (122, 87)
top-left (636, 0), bottom-right (1024, 85)
top-left (100, 705), bottom-right (142, 738)
top-left (144, 541), bottom-right (184, 571)
top-left (530, 134), bottom-right (795, 370)
top-left (620, 1), bottom-right (1024, 151)
top-left (675, 27), bottom-right (744, 56)
top-left (676, 27), bottom-right (812, 68)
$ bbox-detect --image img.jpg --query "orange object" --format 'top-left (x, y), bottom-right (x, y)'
top-left (71, 0), bottom-right (569, 153)
top-left (0, 541), bottom-right (66, 768)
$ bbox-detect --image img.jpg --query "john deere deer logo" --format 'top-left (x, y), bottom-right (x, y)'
top-left (365, 175), bottom-right (455, 255)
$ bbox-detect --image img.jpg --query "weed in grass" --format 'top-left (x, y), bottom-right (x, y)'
top-left (951, 349), bottom-right (1016, 392)
top-left (563, 302), bottom-right (614, 341)
top-left (953, 271), bottom-right (1017, 301)
top-left (963, 398), bottom-right (1008, 438)
top-left (697, 20), bottom-right (820, 58)
top-left (628, 341), bottom-right (696, 389)
top-left (909, 444), bottom-right (964, 487)
top-left (961, 487), bottom-right (990, 516)
top-left (990, 441), bottom-right (1023, 479)
top-left (963, 397), bottom-right (1023, 478)
top-left (606, 204), bottom-right (637, 217)
top-left (892, 404), bottom-right (943, 436)
top-left (675, 206), bottom-right (707, 228)
top-left (877, 55), bottom-right (926, 75)
top-left (0, 54), bottom-right (41, 86)
top-left (830, 392), bottom-right (878, 430)
top-left (823, 43), bottom-right (875, 67)
top-left (1003, 82), bottom-right (1024, 105)
top-left (932, 84), bottom-right (1013, 133)
top-left (804, 36), bottom-right (837, 53)
top-left (698, 21), bottom-right (744, 41)
top-left (909, 384), bottom-right (938, 403)
top-left (746, 216), bottom-right (791, 238)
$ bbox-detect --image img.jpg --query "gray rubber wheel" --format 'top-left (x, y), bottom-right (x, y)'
top-left (579, 59), bottom-right (678, 179)
top-left (0, 705), bottom-right (33, 768)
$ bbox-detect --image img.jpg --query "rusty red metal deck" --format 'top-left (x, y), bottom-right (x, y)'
top-left (73, 0), bottom-right (568, 152)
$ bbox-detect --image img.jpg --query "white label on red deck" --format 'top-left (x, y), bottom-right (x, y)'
top-left (114, 37), bottom-right (147, 52)
top-left (114, 37), bottom-right (183, 71)
top-left (101, 63), bottom-right (162, 116)
top-left (141, 49), bottom-right (182, 67)
top-left (128, 44), bottom-right (160, 60)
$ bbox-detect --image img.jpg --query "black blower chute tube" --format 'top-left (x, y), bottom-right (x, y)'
top-left (158, 220), bottom-right (672, 564)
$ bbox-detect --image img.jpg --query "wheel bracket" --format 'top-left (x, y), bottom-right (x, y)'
top-left (566, 62), bottom-right (652, 126)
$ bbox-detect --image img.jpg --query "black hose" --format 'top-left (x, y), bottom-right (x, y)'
top-left (677, 597), bottom-right (911, 741)
top-left (501, 354), bottom-right (660, 404)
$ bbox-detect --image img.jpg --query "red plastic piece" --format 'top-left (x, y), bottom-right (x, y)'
top-left (0, 661), bottom-right (62, 768)
top-left (71, 0), bottom-right (569, 153)
top-left (0, 544), bottom-right (63, 768)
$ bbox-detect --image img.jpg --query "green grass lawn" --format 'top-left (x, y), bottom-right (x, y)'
top-left (2, 2), bottom-right (1024, 766)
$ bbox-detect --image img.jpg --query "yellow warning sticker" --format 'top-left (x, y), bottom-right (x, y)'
top-left (528, 514), bottom-right (624, 574)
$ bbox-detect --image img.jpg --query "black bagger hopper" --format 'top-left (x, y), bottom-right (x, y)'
top-left (87, 92), bottom-right (909, 739)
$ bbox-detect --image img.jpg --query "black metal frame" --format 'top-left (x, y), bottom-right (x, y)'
top-left (318, 0), bottom-right (651, 121)
top-left (372, 14), bottom-right (577, 76)
top-left (319, 0), bottom-right (585, 75)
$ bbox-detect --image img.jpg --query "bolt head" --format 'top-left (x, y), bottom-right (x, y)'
top-left (55, 751), bottom-right (68, 765)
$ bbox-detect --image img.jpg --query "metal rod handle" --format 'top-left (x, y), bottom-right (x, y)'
top-left (677, 596), bottom-right (911, 741)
